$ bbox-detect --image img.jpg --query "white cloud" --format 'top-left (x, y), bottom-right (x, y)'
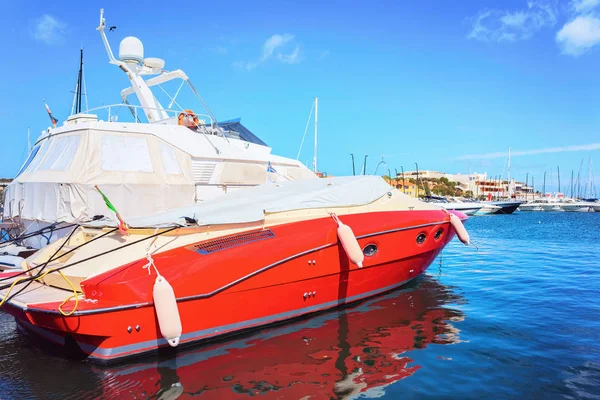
top-left (262, 34), bottom-right (294, 60)
top-left (468, 1), bottom-right (557, 42)
top-left (555, 1), bottom-right (600, 56)
top-left (234, 33), bottom-right (301, 71)
top-left (277, 45), bottom-right (301, 64)
top-left (31, 14), bottom-right (67, 45)
top-left (556, 15), bottom-right (600, 55)
top-left (456, 143), bottom-right (600, 160)
top-left (571, 0), bottom-right (600, 13)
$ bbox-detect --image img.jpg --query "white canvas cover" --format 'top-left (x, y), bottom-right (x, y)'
top-left (94, 176), bottom-right (393, 228)
top-left (3, 129), bottom-right (195, 224)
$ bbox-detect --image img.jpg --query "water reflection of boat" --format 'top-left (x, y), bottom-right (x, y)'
top-left (94, 277), bottom-right (464, 399)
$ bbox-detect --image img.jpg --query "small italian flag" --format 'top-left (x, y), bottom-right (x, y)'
top-left (94, 185), bottom-right (128, 235)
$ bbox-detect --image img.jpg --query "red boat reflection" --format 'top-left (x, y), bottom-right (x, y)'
top-left (96, 276), bottom-right (464, 399)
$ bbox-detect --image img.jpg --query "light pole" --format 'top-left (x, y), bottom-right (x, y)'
top-left (394, 168), bottom-right (398, 188)
top-left (350, 154), bottom-right (355, 176)
top-left (387, 168), bottom-right (391, 184)
top-left (363, 155), bottom-right (368, 176)
top-left (373, 159), bottom-right (386, 176)
top-left (415, 162), bottom-right (420, 199)
top-left (401, 166), bottom-right (405, 194)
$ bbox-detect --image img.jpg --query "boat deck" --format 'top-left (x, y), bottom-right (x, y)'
top-left (0, 274), bottom-right (72, 308)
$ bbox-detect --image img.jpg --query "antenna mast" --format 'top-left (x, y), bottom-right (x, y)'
top-left (96, 9), bottom-right (168, 123)
top-left (313, 97), bottom-right (318, 173)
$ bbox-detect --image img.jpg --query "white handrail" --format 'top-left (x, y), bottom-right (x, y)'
top-left (84, 104), bottom-right (213, 126)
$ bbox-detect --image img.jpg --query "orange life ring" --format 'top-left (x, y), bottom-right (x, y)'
top-left (178, 109), bottom-right (200, 128)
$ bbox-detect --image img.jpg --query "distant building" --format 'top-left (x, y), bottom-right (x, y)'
top-left (384, 177), bottom-right (425, 198)
top-left (399, 170), bottom-right (535, 199)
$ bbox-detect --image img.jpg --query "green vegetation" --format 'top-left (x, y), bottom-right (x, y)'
top-left (422, 177), bottom-right (461, 196)
top-left (383, 176), bottom-right (463, 196)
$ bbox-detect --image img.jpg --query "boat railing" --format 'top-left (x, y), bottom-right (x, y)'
top-left (82, 104), bottom-right (214, 126)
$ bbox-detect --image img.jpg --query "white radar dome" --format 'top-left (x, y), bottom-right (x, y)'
top-left (119, 37), bottom-right (144, 64)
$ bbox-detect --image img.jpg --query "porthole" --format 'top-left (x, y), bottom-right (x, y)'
top-left (416, 233), bottom-right (427, 244)
top-left (434, 228), bottom-right (444, 240)
top-left (362, 244), bottom-right (378, 257)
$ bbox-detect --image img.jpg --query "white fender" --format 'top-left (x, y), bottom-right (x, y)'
top-left (153, 275), bottom-right (182, 347)
top-left (449, 214), bottom-right (470, 246)
top-left (333, 215), bottom-right (364, 268)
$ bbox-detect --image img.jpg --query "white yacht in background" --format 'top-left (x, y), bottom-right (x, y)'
top-left (519, 198), bottom-right (554, 211)
top-left (2, 9), bottom-right (315, 253)
top-left (561, 199), bottom-right (596, 212)
top-left (422, 196), bottom-right (482, 215)
top-left (541, 198), bottom-right (563, 212)
top-left (474, 204), bottom-right (502, 215)
top-left (520, 196), bottom-right (564, 212)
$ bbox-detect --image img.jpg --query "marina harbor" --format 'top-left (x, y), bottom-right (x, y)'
top-left (1, 3), bottom-right (599, 400)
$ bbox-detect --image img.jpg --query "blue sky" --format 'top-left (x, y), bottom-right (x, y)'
top-left (1, 0), bottom-right (599, 195)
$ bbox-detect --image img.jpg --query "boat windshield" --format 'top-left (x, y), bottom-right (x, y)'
top-left (218, 119), bottom-right (267, 146)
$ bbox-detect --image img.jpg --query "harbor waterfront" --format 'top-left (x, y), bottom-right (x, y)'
top-left (2, 3), bottom-right (600, 399)
top-left (1, 211), bottom-right (598, 399)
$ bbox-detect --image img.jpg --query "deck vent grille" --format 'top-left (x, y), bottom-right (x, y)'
top-left (191, 160), bottom-right (216, 184)
top-left (193, 229), bottom-right (275, 254)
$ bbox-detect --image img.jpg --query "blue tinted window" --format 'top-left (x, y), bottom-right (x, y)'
top-left (218, 119), bottom-right (267, 146)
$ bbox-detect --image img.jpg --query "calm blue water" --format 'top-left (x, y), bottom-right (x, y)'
top-left (0, 211), bottom-right (599, 399)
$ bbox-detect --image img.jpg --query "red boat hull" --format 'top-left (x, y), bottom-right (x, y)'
top-left (3, 210), bottom-right (459, 363)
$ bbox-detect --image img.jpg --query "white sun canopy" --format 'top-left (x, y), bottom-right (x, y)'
top-left (92, 176), bottom-right (393, 228)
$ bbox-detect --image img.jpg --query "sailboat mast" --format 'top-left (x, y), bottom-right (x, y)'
top-left (588, 157), bottom-right (593, 198)
top-left (71, 48), bottom-right (84, 115)
top-left (543, 171), bottom-right (546, 196)
top-left (557, 166), bottom-right (560, 194)
top-left (77, 48), bottom-right (83, 114)
top-left (577, 158), bottom-right (584, 198)
top-left (313, 97), bottom-right (318, 173)
top-left (507, 147), bottom-right (511, 197)
top-left (570, 170), bottom-right (574, 199)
